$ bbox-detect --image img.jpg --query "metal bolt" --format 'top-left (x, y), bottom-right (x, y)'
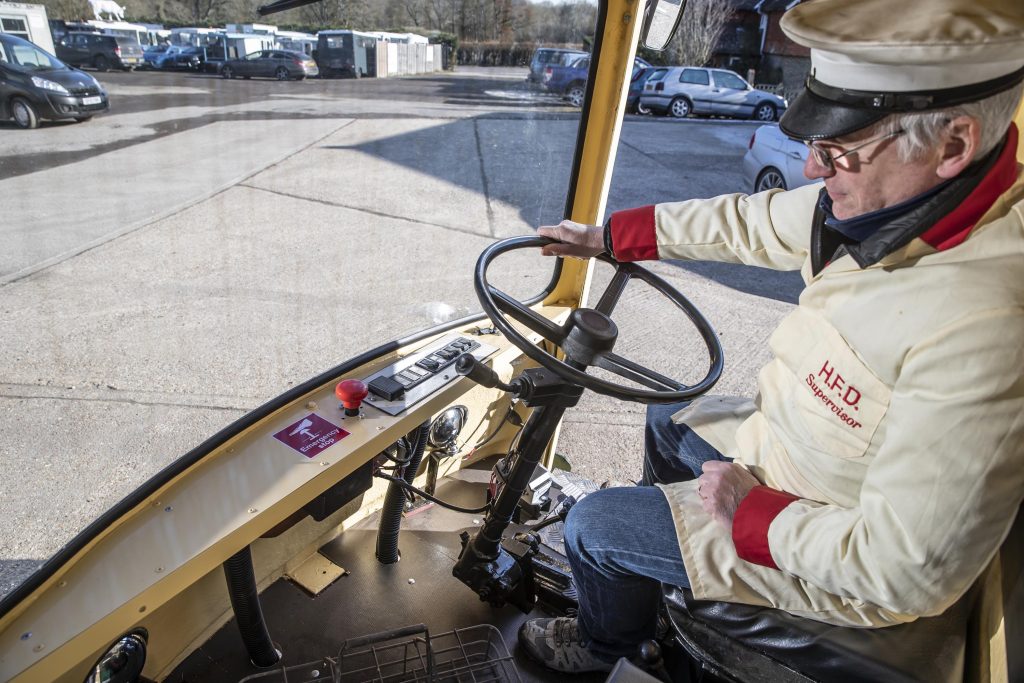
top-left (58, 581), bottom-right (67, 588)
top-left (443, 374), bottom-right (450, 380)
top-left (306, 401), bottom-right (317, 410)
top-left (311, 671), bottom-right (320, 678)
top-left (377, 426), bottom-right (385, 431)
top-left (19, 632), bottom-right (30, 641)
top-left (248, 508), bottom-right (258, 514)
top-left (155, 567), bottom-right (163, 573)
top-left (138, 605), bottom-right (146, 613)
top-left (32, 644), bottom-right (43, 653)
top-left (473, 519), bottom-right (481, 525)
top-left (320, 461), bottom-right (329, 467)
top-left (408, 578), bottom-right (415, 585)
top-left (164, 506), bottom-right (173, 512)
top-left (367, 397), bottom-right (375, 402)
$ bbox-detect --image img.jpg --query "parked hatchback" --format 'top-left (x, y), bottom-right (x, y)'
top-left (640, 66), bottom-right (787, 121)
top-left (742, 124), bottom-right (813, 192)
top-left (221, 50), bottom-right (318, 81)
top-left (0, 33), bottom-right (108, 129)
top-left (55, 32), bottom-right (144, 72)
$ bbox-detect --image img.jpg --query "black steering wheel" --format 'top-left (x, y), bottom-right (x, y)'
top-left (475, 235), bottom-right (723, 404)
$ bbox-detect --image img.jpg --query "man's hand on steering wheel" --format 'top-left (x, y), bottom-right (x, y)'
top-left (538, 220), bottom-right (605, 259)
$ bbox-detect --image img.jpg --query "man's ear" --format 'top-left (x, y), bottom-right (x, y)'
top-left (936, 115), bottom-right (982, 179)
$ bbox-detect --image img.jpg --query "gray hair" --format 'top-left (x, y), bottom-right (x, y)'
top-left (872, 81), bottom-right (1023, 162)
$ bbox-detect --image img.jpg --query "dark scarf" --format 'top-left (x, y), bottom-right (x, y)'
top-left (818, 179), bottom-right (954, 243)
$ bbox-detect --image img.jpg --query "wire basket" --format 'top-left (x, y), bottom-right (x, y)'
top-left (238, 623), bottom-right (522, 683)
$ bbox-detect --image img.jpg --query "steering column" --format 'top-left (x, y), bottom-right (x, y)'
top-left (452, 236), bottom-right (724, 612)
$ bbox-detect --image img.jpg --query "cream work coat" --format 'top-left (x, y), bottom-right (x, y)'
top-left (644, 174), bottom-right (1024, 627)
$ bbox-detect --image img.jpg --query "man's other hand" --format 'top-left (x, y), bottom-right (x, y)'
top-left (698, 461), bottom-right (760, 527)
top-left (537, 220), bottom-right (604, 258)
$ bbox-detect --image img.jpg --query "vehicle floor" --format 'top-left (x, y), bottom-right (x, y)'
top-left (168, 466), bottom-right (608, 683)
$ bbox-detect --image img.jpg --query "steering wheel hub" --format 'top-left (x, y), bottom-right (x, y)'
top-left (564, 309), bottom-right (618, 363)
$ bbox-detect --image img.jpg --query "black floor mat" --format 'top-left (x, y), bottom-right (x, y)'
top-left (166, 468), bottom-right (608, 683)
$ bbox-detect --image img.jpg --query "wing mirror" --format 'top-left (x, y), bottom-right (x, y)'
top-left (641, 0), bottom-right (686, 51)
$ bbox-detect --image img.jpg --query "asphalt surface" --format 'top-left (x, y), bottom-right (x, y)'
top-left (0, 66), bottom-right (803, 598)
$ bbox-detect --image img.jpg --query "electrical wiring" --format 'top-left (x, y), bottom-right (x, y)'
top-left (373, 472), bottom-right (492, 514)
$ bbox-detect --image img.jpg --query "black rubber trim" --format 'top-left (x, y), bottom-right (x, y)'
top-left (562, 0), bottom-right (610, 220)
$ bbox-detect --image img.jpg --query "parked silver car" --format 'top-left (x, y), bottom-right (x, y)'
top-left (741, 124), bottom-right (814, 192)
top-left (640, 66), bottom-right (787, 121)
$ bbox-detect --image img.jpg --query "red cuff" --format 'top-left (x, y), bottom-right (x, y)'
top-left (609, 205), bottom-right (658, 261)
top-left (732, 485), bottom-right (799, 569)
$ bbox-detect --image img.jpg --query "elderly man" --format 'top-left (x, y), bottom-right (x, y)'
top-left (517, 0), bottom-right (1024, 674)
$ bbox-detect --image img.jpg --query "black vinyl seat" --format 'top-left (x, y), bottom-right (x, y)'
top-left (661, 506), bottom-right (1022, 683)
top-left (661, 584), bottom-right (976, 683)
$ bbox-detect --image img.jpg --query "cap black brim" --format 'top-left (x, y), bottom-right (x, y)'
top-left (779, 87), bottom-right (888, 141)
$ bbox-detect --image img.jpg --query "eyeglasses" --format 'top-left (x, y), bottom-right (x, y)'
top-left (804, 129), bottom-right (905, 172)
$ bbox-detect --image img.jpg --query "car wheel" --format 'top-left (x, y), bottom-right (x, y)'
top-left (11, 97), bottom-right (39, 129)
top-left (669, 97), bottom-right (692, 118)
top-left (754, 102), bottom-right (777, 122)
top-left (566, 84), bottom-right (585, 108)
top-left (755, 167), bottom-right (787, 192)
top-left (637, 101), bottom-right (651, 115)
top-left (275, 67), bottom-right (290, 81)
top-left (73, 115), bottom-right (93, 123)
top-left (222, 65), bottom-right (234, 79)
top-left (94, 55), bottom-right (109, 72)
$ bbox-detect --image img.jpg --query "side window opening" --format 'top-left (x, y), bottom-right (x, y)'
top-left (712, 71), bottom-right (747, 90)
top-left (680, 68), bottom-right (710, 85)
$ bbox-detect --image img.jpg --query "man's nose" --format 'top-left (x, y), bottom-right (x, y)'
top-left (803, 151), bottom-right (835, 180)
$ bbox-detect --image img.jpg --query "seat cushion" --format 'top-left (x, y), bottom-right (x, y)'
top-left (662, 585), bottom-right (976, 683)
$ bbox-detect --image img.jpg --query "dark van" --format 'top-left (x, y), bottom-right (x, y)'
top-left (315, 30), bottom-right (377, 78)
top-left (55, 31), bottom-right (144, 71)
top-left (0, 33), bottom-right (108, 129)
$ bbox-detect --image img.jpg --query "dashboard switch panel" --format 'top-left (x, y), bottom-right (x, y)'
top-left (361, 334), bottom-right (498, 416)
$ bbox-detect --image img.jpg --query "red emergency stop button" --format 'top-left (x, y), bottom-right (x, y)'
top-left (335, 379), bottom-right (368, 416)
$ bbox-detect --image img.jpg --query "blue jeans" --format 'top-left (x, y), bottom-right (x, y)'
top-left (563, 401), bottom-right (731, 660)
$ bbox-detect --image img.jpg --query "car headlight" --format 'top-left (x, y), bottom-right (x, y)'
top-left (31, 76), bottom-right (69, 94)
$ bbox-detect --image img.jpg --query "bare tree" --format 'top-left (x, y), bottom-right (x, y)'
top-left (669, 0), bottom-right (731, 66)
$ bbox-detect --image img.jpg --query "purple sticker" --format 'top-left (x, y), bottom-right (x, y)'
top-left (273, 413), bottom-right (350, 458)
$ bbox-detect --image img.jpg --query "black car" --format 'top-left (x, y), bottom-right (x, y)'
top-left (168, 46), bottom-right (205, 71)
top-left (55, 31), bottom-right (144, 71)
top-left (0, 33), bottom-right (108, 129)
top-left (627, 66), bottom-right (662, 114)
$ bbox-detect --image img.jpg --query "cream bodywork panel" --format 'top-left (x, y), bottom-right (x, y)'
top-left (0, 308), bottom-right (570, 682)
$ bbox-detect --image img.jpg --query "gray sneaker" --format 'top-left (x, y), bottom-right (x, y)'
top-left (518, 617), bottom-right (615, 674)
